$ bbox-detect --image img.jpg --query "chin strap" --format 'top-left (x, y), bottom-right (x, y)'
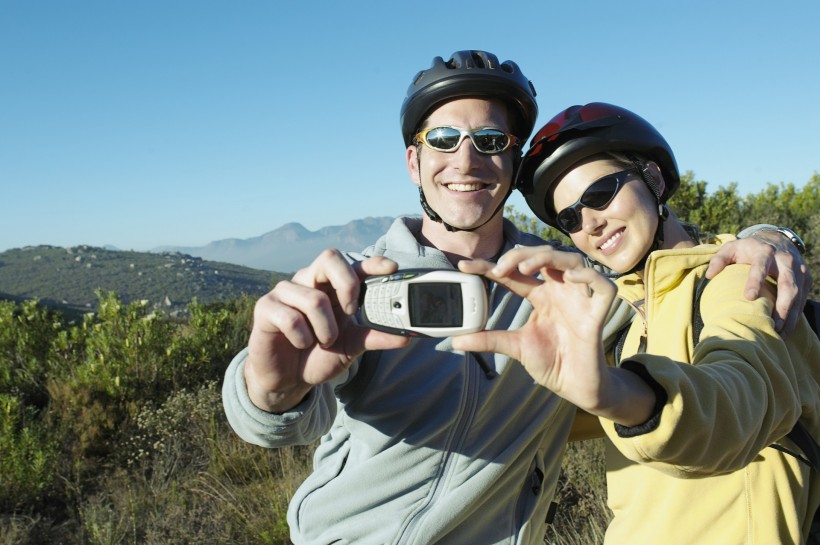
top-left (415, 145), bottom-right (522, 233)
top-left (418, 187), bottom-right (511, 232)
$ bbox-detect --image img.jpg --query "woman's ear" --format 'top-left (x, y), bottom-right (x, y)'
top-left (643, 161), bottom-right (666, 197)
top-left (407, 145), bottom-right (421, 187)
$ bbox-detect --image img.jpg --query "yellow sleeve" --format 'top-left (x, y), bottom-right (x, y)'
top-left (605, 264), bottom-right (818, 477)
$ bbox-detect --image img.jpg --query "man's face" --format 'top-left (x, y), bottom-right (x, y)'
top-left (407, 98), bottom-right (516, 231)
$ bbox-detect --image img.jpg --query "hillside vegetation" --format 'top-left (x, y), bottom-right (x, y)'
top-left (0, 173), bottom-right (817, 545)
top-left (0, 246), bottom-right (288, 317)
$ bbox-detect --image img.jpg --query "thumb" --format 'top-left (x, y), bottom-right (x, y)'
top-left (452, 330), bottom-right (519, 360)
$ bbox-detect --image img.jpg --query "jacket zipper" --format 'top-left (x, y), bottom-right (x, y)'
top-left (395, 354), bottom-right (480, 544)
top-left (394, 274), bottom-right (507, 544)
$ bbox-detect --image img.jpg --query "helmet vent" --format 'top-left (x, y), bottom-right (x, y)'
top-left (471, 52), bottom-right (486, 68)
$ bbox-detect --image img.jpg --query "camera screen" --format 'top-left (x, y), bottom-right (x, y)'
top-left (408, 283), bottom-right (463, 327)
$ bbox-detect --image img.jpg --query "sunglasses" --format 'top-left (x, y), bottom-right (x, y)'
top-left (555, 168), bottom-right (637, 233)
top-left (414, 126), bottom-right (518, 155)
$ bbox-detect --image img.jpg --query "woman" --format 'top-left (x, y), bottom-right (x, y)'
top-left (452, 103), bottom-right (820, 544)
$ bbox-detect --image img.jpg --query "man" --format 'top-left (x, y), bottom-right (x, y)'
top-left (222, 50), bottom-right (811, 544)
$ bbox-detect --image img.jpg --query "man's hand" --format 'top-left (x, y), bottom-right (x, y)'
top-left (706, 233), bottom-right (812, 334)
top-left (245, 250), bottom-right (410, 413)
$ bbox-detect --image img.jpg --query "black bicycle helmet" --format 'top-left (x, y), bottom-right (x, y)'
top-left (515, 102), bottom-right (679, 229)
top-left (400, 50), bottom-right (538, 147)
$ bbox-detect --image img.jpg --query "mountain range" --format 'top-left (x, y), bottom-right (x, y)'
top-left (153, 216), bottom-right (397, 272)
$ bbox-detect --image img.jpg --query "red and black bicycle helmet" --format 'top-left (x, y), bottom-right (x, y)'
top-left (515, 102), bottom-right (679, 229)
top-left (400, 50), bottom-right (538, 147)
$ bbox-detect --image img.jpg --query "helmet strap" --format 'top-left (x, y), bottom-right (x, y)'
top-left (418, 186), bottom-right (511, 233)
top-left (415, 146), bottom-right (521, 233)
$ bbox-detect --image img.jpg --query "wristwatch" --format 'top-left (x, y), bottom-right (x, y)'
top-left (773, 226), bottom-right (807, 255)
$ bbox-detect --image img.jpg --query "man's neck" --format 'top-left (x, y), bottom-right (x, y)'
top-left (418, 215), bottom-right (506, 265)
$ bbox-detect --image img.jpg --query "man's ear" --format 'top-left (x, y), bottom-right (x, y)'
top-left (407, 145), bottom-right (421, 187)
top-left (644, 161), bottom-right (666, 197)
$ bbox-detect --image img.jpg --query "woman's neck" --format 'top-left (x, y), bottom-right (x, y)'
top-left (661, 217), bottom-right (697, 250)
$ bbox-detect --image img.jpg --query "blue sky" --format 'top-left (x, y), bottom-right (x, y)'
top-left (2, 1), bottom-right (818, 253)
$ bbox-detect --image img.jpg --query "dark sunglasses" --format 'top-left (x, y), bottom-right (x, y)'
top-left (414, 126), bottom-right (518, 155)
top-left (555, 168), bottom-right (637, 233)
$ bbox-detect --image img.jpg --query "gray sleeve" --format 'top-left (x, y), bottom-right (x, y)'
top-left (601, 297), bottom-right (634, 351)
top-left (221, 348), bottom-right (337, 447)
top-left (585, 259), bottom-right (634, 350)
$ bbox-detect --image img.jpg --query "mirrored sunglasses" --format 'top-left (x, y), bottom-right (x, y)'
top-left (414, 126), bottom-right (518, 155)
top-left (556, 168), bottom-right (637, 233)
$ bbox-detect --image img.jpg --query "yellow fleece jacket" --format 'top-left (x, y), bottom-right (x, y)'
top-left (602, 237), bottom-right (820, 545)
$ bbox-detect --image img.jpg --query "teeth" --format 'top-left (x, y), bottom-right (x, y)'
top-left (446, 183), bottom-right (483, 192)
top-left (600, 230), bottom-right (622, 251)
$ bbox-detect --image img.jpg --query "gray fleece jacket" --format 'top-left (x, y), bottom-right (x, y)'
top-left (222, 216), bottom-right (632, 545)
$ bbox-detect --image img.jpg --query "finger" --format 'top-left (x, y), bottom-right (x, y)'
top-left (355, 256), bottom-right (399, 278)
top-left (268, 281), bottom-right (340, 347)
top-left (564, 268), bottom-right (617, 299)
top-left (338, 256), bottom-right (400, 315)
top-left (295, 249), bottom-right (363, 316)
top-left (474, 261), bottom-right (541, 299)
top-left (329, 324), bottom-right (410, 367)
top-left (772, 256), bottom-right (800, 333)
top-left (360, 328), bottom-right (411, 352)
top-left (457, 259), bottom-right (495, 276)
top-left (739, 251), bottom-right (774, 300)
top-left (292, 248), bottom-right (349, 285)
top-left (516, 248), bottom-right (585, 276)
top-left (458, 259), bottom-right (526, 292)
top-left (452, 330), bottom-right (520, 360)
top-left (704, 250), bottom-right (731, 279)
top-left (250, 292), bottom-right (316, 350)
top-left (786, 263), bottom-right (814, 335)
top-left (491, 246), bottom-right (583, 277)
top-left (491, 247), bottom-right (542, 276)
top-left (781, 260), bottom-right (811, 336)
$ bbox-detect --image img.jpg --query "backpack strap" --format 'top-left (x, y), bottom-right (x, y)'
top-left (805, 300), bottom-right (820, 335)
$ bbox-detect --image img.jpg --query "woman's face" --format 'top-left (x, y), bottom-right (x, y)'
top-left (550, 158), bottom-right (660, 273)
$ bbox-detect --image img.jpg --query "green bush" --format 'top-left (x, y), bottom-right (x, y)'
top-left (0, 394), bottom-right (60, 512)
top-left (0, 300), bottom-right (60, 408)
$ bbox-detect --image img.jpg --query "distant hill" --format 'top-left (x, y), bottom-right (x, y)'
top-left (154, 216), bottom-right (397, 272)
top-left (0, 245), bottom-right (287, 316)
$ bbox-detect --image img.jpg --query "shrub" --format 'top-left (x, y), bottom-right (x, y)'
top-left (0, 395), bottom-right (60, 511)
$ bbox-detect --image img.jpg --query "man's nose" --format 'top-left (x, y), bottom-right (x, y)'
top-left (452, 137), bottom-right (482, 168)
